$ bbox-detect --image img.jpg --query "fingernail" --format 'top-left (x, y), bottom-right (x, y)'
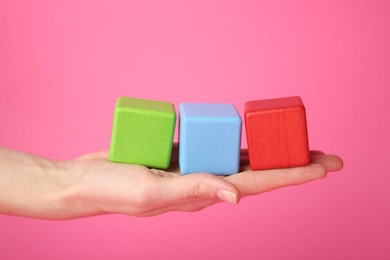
top-left (217, 189), bottom-right (237, 205)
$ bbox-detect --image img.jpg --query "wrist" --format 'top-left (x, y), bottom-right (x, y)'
top-left (53, 160), bottom-right (106, 219)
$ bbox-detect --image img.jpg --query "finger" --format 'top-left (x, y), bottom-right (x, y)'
top-left (240, 149), bottom-right (325, 166)
top-left (76, 151), bottom-right (110, 161)
top-left (157, 173), bottom-right (241, 206)
top-left (149, 168), bottom-right (177, 177)
top-left (310, 154), bottom-right (344, 172)
top-left (225, 163), bottom-right (327, 197)
top-left (239, 151), bottom-right (341, 172)
top-left (310, 150), bottom-right (325, 155)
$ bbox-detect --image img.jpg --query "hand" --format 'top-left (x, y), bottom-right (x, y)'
top-left (64, 144), bottom-right (343, 218)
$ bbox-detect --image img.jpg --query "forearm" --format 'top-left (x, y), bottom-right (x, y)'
top-left (0, 147), bottom-right (101, 219)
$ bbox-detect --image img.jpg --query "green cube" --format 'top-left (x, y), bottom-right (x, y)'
top-left (109, 96), bottom-right (176, 169)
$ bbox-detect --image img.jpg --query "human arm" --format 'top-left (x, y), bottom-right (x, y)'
top-left (0, 145), bottom-right (343, 220)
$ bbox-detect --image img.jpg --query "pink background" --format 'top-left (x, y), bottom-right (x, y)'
top-left (1, 0), bottom-right (389, 259)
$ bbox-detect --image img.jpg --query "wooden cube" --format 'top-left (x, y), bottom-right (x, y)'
top-left (109, 96), bottom-right (176, 169)
top-left (244, 96), bottom-right (310, 170)
top-left (179, 103), bottom-right (242, 175)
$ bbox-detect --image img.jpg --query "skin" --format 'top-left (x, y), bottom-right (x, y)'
top-left (0, 145), bottom-right (343, 220)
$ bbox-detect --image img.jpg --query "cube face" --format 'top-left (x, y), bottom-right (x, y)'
top-left (245, 96), bottom-right (310, 170)
top-left (179, 103), bottom-right (242, 175)
top-left (110, 97), bottom-right (176, 169)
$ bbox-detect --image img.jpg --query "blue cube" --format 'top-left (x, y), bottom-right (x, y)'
top-left (179, 103), bottom-right (242, 175)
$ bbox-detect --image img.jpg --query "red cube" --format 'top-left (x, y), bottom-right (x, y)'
top-left (244, 96), bottom-right (310, 170)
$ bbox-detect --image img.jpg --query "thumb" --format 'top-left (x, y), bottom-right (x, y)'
top-left (159, 173), bottom-right (241, 205)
